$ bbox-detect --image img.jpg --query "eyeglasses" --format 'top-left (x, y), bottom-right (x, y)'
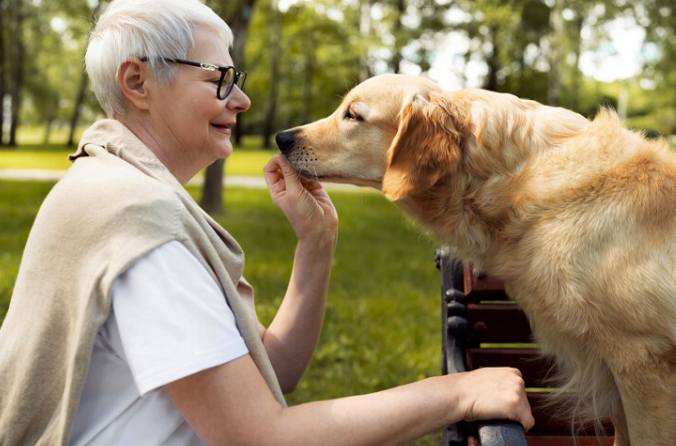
top-left (139, 56), bottom-right (246, 100)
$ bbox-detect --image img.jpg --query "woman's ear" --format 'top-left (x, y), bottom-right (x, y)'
top-left (382, 93), bottom-right (469, 201)
top-left (117, 58), bottom-right (150, 111)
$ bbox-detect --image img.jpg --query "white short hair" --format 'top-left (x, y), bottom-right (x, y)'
top-left (86, 0), bottom-right (233, 117)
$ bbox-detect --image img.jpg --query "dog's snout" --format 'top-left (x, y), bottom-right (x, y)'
top-left (275, 131), bottom-right (296, 154)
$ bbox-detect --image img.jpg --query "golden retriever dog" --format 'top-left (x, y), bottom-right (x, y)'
top-left (275, 74), bottom-right (676, 446)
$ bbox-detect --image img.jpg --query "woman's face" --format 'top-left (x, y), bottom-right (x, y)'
top-left (146, 26), bottom-right (250, 179)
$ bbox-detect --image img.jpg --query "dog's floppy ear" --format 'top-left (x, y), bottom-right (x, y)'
top-left (382, 93), bottom-right (469, 201)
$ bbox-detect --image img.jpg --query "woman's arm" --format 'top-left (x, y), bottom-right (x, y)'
top-left (259, 156), bottom-right (338, 392)
top-left (165, 354), bottom-right (533, 446)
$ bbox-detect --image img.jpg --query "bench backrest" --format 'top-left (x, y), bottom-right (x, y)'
top-left (436, 247), bottom-right (614, 446)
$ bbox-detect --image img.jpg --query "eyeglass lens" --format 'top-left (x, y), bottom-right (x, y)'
top-left (218, 68), bottom-right (246, 100)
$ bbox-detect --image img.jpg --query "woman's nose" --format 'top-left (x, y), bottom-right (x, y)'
top-left (227, 86), bottom-right (251, 112)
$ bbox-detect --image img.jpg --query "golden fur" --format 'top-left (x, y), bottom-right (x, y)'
top-left (275, 74), bottom-right (676, 446)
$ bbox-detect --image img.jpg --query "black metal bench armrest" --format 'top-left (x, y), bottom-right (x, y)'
top-left (437, 247), bottom-right (528, 446)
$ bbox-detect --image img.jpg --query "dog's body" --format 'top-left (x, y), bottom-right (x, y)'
top-left (276, 74), bottom-right (676, 445)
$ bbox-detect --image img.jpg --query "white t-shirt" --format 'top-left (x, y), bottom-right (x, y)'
top-left (69, 241), bottom-right (249, 446)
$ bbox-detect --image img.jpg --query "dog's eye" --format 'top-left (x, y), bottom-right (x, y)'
top-left (344, 109), bottom-right (363, 122)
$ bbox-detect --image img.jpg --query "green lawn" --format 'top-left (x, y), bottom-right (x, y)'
top-left (0, 177), bottom-right (444, 444)
top-left (0, 145), bottom-right (276, 177)
top-left (0, 128), bottom-right (277, 176)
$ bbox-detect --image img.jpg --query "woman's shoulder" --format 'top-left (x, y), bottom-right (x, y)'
top-left (37, 156), bottom-right (184, 239)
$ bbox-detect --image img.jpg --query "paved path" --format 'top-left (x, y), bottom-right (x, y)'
top-left (0, 168), bottom-right (363, 191)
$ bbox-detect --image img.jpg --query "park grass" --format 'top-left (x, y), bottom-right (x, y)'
top-left (0, 179), bottom-right (444, 444)
top-left (0, 142), bottom-right (276, 177)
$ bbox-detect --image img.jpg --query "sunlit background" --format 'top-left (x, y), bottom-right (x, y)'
top-left (1, 0), bottom-right (675, 149)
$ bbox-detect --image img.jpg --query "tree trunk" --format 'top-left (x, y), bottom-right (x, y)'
top-left (301, 29), bottom-right (315, 125)
top-left (569, 14), bottom-right (583, 112)
top-left (0, 2), bottom-right (6, 146)
top-left (227, 0), bottom-right (252, 148)
top-left (484, 25), bottom-right (500, 91)
top-left (390, 0), bottom-right (405, 74)
top-left (67, 0), bottom-right (102, 147)
top-left (200, 0), bottom-right (257, 215)
top-left (8, 0), bottom-right (24, 147)
top-left (358, 0), bottom-right (371, 82)
top-left (262, 0), bottom-right (281, 149)
top-left (44, 118), bottom-right (54, 145)
top-left (200, 158), bottom-right (226, 215)
top-left (67, 68), bottom-right (88, 146)
top-left (547, 0), bottom-right (564, 107)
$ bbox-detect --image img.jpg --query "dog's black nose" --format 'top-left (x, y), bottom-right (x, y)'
top-left (275, 131), bottom-right (295, 155)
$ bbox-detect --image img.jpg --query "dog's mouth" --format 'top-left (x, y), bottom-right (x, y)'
top-left (282, 153), bottom-right (383, 189)
top-left (281, 154), bottom-right (320, 178)
top-left (289, 165), bottom-right (337, 183)
top-left (294, 166), bottom-right (382, 188)
top-left (295, 167), bottom-right (325, 181)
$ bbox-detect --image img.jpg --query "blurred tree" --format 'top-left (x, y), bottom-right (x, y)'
top-left (67, 0), bottom-right (104, 147)
top-left (245, 0), bottom-right (361, 131)
top-left (547, 0), bottom-right (632, 113)
top-left (0, 0), bottom-right (673, 156)
top-left (261, 0), bottom-right (282, 149)
top-left (443, 0), bottom-right (534, 93)
top-left (22, 7), bottom-right (62, 144)
top-left (201, 0), bottom-right (258, 215)
top-left (0, 0), bottom-right (102, 148)
top-left (639, 0), bottom-right (676, 133)
top-left (0, 1), bottom-right (6, 145)
top-left (547, 0), bottom-right (564, 105)
top-left (7, 0), bottom-right (25, 147)
top-left (359, 0), bottom-right (372, 81)
top-left (390, 0), bottom-right (406, 73)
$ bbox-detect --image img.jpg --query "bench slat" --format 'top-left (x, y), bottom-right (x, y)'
top-left (466, 348), bottom-right (553, 387)
top-left (466, 303), bottom-right (533, 343)
top-left (527, 393), bottom-right (614, 436)
top-left (437, 249), bottom-right (615, 444)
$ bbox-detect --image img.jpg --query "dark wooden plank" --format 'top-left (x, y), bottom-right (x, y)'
top-left (444, 255), bottom-right (617, 445)
top-left (466, 348), bottom-right (555, 388)
top-left (527, 394), bottom-right (614, 436)
top-left (463, 264), bottom-right (511, 301)
top-left (525, 436), bottom-right (614, 446)
top-left (469, 430), bottom-right (614, 445)
top-left (466, 303), bottom-right (533, 343)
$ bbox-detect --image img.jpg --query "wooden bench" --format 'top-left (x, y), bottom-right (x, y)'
top-left (435, 247), bottom-right (614, 446)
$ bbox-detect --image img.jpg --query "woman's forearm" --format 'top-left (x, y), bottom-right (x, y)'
top-left (166, 355), bottom-right (533, 446)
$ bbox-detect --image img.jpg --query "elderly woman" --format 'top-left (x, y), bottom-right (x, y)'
top-left (0, 0), bottom-right (533, 444)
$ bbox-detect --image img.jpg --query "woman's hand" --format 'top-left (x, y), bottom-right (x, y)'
top-left (263, 155), bottom-right (338, 243)
top-left (455, 367), bottom-right (534, 430)
top-left (261, 155), bottom-right (338, 391)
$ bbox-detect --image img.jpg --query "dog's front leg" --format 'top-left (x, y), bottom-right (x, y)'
top-left (610, 399), bottom-right (630, 446)
top-left (613, 362), bottom-right (676, 446)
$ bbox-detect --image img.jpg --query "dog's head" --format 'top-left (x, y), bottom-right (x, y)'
top-left (275, 74), bottom-right (471, 201)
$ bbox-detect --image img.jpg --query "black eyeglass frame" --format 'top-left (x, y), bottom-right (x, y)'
top-left (139, 56), bottom-right (246, 100)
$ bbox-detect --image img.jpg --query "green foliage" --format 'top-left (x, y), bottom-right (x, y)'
top-left (3, 0), bottom-right (676, 142)
top-left (244, 0), bottom-right (363, 131)
top-left (9, 0), bottom-right (102, 128)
